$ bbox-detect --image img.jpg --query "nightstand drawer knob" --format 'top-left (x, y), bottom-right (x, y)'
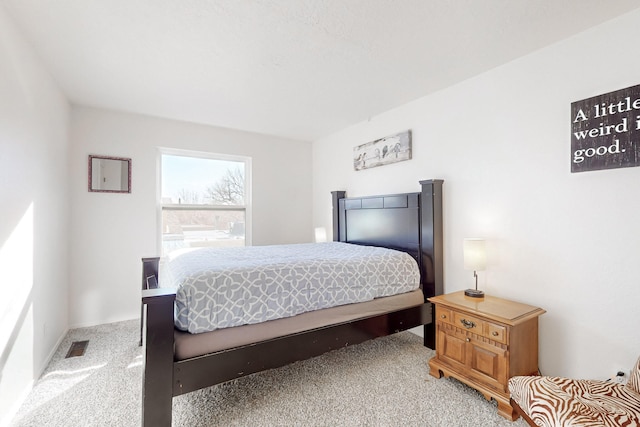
top-left (466, 338), bottom-right (471, 342)
top-left (460, 319), bottom-right (476, 329)
top-left (441, 314), bottom-right (446, 319)
top-left (492, 331), bottom-right (499, 336)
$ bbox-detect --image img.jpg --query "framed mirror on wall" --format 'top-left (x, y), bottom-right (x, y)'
top-left (88, 155), bottom-right (131, 193)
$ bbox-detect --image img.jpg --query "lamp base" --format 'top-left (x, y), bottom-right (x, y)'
top-left (464, 289), bottom-right (485, 298)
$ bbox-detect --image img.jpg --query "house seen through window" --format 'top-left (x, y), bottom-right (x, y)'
top-left (160, 151), bottom-right (251, 255)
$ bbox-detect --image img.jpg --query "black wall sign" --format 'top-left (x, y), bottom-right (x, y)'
top-left (571, 84), bottom-right (640, 173)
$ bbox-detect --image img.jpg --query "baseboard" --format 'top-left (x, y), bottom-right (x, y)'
top-left (36, 328), bottom-right (68, 378)
top-left (68, 315), bottom-right (139, 330)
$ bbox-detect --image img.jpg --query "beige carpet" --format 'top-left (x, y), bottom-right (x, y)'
top-left (10, 320), bottom-right (527, 426)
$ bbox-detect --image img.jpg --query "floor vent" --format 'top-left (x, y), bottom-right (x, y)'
top-left (66, 340), bottom-right (89, 358)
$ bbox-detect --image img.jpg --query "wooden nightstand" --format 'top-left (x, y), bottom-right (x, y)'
top-left (428, 291), bottom-right (545, 421)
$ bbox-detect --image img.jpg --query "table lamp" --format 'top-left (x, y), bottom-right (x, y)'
top-left (463, 238), bottom-right (486, 298)
top-left (314, 227), bottom-right (327, 243)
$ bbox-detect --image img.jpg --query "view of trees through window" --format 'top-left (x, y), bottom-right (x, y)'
top-left (161, 153), bottom-right (249, 255)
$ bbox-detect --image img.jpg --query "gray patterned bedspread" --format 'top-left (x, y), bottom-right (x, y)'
top-left (162, 242), bottom-right (420, 333)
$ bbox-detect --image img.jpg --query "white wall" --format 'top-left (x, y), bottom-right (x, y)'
top-left (312, 9), bottom-right (640, 379)
top-left (0, 6), bottom-right (70, 422)
top-left (68, 107), bottom-right (312, 328)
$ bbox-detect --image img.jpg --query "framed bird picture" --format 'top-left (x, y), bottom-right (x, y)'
top-left (353, 130), bottom-right (412, 171)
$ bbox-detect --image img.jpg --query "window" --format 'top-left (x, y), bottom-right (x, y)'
top-left (160, 150), bottom-right (251, 256)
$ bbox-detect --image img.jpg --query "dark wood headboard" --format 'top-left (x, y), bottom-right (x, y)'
top-left (331, 179), bottom-right (444, 302)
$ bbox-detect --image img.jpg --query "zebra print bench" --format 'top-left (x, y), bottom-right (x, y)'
top-left (508, 356), bottom-right (640, 427)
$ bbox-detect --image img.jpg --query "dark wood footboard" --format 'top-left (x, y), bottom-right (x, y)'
top-left (141, 286), bottom-right (175, 427)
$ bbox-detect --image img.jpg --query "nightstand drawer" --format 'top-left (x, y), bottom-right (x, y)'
top-left (484, 322), bottom-right (506, 344)
top-left (447, 308), bottom-right (507, 343)
top-left (453, 311), bottom-right (483, 334)
top-left (436, 306), bottom-right (454, 324)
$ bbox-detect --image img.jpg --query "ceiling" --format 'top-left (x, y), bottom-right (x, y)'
top-left (4, 0), bottom-right (640, 142)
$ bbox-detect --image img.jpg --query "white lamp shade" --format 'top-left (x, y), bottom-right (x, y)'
top-left (314, 227), bottom-right (327, 243)
top-left (463, 238), bottom-right (486, 271)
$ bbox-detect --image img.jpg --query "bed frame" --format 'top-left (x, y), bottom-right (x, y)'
top-left (140, 179), bottom-right (444, 427)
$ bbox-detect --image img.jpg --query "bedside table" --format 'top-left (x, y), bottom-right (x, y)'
top-left (428, 291), bottom-right (545, 421)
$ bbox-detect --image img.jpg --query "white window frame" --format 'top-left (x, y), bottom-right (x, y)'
top-left (157, 147), bottom-right (252, 255)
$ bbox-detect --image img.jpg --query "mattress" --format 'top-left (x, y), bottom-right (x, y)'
top-left (162, 242), bottom-right (420, 333)
top-left (174, 288), bottom-right (425, 360)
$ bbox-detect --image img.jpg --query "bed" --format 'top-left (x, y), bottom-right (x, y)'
top-left (140, 179), bottom-right (444, 427)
